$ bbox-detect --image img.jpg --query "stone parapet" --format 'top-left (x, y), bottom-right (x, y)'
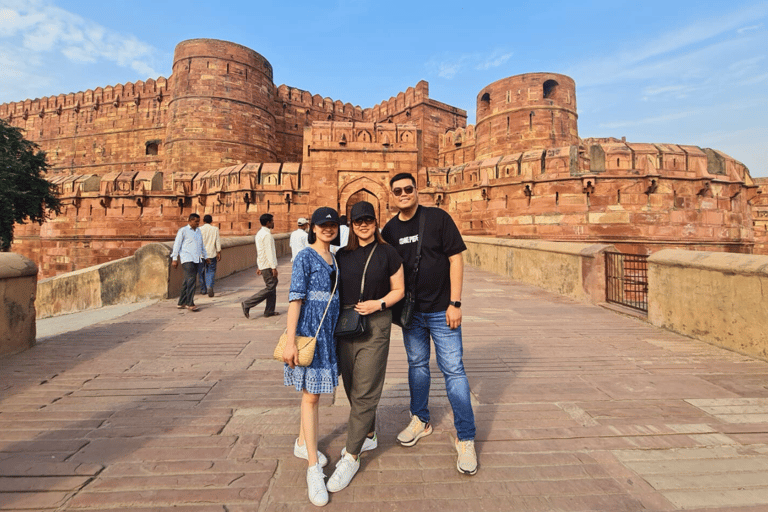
top-left (35, 234), bottom-right (289, 319)
top-left (648, 249), bottom-right (768, 361)
top-left (462, 236), bottom-right (614, 303)
top-left (0, 253), bottom-right (38, 356)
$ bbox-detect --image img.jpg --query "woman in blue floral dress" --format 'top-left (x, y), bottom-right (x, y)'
top-left (282, 206), bottom-right (340, 507)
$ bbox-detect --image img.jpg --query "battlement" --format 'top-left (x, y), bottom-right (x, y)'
top-left (0, 77), bottom-right (170, 120)
top-left (276, 85), bottom-right (363, 117)
top-left (363, 81), bottom-right (430, 121)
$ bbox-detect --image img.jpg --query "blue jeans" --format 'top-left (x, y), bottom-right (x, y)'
top-left (198, 258), bottom-right (217, 292)
top-left (402, 310), bottom-right (476, 441)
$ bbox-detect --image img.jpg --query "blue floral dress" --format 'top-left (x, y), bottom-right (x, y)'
top-left (283, 247), bottom-right (340, 394)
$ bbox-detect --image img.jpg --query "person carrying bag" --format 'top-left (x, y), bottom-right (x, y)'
top-left (329, 201), bottom-right (404, 493)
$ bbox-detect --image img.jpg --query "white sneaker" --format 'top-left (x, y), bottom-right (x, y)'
top-left (397, 415), bottom-right (432, 447)
top-left (294, 438), bottom-right (329, 467)
top-left (455, 439), bottom-right (478, 475)
top-left (340, 433), bottom-right (378, 457)
top-left (306, 463), bottom-right (328, 506)
top-left (326, 452), bottom-right (360, 493)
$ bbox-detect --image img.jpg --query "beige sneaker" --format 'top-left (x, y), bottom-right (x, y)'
top-left (455, 439), bottom-right (477, 475)
top-left (397, 415), bottom-right (432, 447)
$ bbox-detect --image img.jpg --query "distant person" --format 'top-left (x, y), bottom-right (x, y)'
top-left (381, 172), bottom-right (478, 475)
top-left (331, 215), bottom-right (349, 254)
top-left (327, 201), bottom-right (404, 493)
top-left (170, 213), bottom-right (207, 312)
top-left (282, 207), bottom-right (341, 507)
top-left (290, 217), bottom-right (310, 262)
top-left (198, 214), bottom-right (222, 297)
top-left (242, 213), bottom-right (280, 319)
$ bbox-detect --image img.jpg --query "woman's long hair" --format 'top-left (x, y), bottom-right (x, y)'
top-left (343, 219), bottom-right (387, 251)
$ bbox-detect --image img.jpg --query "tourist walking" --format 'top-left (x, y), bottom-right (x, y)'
top-left (327, 201), bottom-right (404, 493)
top-left (282, 207), bottom-right (341, 507)
top-left (197, 214), bottom-right (221, 297)
top-left (381, 172), bottom-right (478, 475)
top-left (241, 213), bottom-right (280, 318)
top-left (290, 217), bottom-right (310, 262)
top-left (170, 213), bottom-right (207, 312)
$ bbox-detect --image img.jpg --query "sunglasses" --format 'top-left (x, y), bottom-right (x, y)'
top-left (352, 217), bottom-right (375, 226)
top-left (392, 185), bottom-right (415, 196)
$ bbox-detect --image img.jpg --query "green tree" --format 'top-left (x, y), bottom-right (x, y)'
top-left (0, 119), bottom-right (61, 252)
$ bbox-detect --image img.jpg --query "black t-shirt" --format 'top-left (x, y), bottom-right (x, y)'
top-left (336, 242), bottom-right (403, 306)
top-left (381, 205), bottom-right (466, 313)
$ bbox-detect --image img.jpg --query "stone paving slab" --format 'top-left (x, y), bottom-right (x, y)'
top-left (2, 257), bottom-right (768, 510)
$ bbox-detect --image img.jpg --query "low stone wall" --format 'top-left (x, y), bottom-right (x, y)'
top-left (0, 253), bottom-right (38, 356)
top-left (36, 233), bottom-right (290, 318)
top-left (648, 249), bottom-right (768, 361)
top-left (462, 236), bottom-right (615, 303)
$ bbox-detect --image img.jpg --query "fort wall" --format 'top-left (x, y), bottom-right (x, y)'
top-left (0, 78), bottom-right (170, 180)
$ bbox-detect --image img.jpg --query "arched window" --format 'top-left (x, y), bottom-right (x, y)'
top-left (145, 141), bottom-right (159, 155)
top-left (543, 80), bottom-right (559, 99)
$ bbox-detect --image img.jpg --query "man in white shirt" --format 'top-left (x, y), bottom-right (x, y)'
top-left (197, 214), bottom-right (222, 297)
top-left (331, 215), bottom-right (349, 254)
top-left (241, 213), bottom-right (279, 318)
top-left (170, 213), bottom-right (207, 311)
top-left (289, 217), bottom-right (309, 262)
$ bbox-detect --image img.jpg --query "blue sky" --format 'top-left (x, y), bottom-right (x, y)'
top-left (1, 0), bottom-right (766, 177)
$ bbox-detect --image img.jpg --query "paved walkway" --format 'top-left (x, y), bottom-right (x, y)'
top-left (2, 258), bottom-right (768, 511)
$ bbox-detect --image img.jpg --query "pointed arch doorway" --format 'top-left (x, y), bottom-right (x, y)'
top-left (345, 188), bottom-right (382, 224)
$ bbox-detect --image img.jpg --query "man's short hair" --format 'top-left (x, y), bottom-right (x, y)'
top-left (390, 172), bottom-right (416, 188)
top-left (339, 215), bottom-right (348, 226)
top-left (188, 213), bottom-right (200, 221)
top-left (259, 213), bottom-right (274, 226)
top-left (203, 214), bottom-right (213, 223)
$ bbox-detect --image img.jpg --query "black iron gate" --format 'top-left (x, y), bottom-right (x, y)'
top-left (605, 251), bottom-right (648, 313)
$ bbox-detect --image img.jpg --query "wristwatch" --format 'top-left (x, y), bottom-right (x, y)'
top-left (380, 300), bottom-right (387, 311)
top-left (449, 300), bottom-right (462, 308)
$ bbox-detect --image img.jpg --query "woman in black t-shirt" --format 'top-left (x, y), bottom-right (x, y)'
top-left (327, 201), bottom-right (404, 493)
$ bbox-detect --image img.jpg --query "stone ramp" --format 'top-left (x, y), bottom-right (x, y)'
top-left (2, 258), bottom-right (768, 511)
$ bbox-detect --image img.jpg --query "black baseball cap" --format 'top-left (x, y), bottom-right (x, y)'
top-left (311, 207), bottom-right (340, 225)
top-left (350, 201), bottom-right (376, 222)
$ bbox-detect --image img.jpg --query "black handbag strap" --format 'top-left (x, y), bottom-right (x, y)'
top-left (358, 243), bottom-right (378, 302)
top-left (408, 207), bottom-right (426, 292)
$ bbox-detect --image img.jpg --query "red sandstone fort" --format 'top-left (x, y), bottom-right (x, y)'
top-left (2, 39), bottom-right (767, 278)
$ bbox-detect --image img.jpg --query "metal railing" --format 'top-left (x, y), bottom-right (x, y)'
top-left (605, 251), bottom-right (649, 313)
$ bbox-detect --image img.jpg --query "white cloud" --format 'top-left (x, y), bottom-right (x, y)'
top-left (0, 0), bottom-right (161, 101)
top-left (737, 23), bottom-right (763, 34)
top-left (429, 49), bottom-right (513, 79)
top-left (476, 50), bottom-right (513, 70)
top-left (598, 110), bottom-right (699, 130)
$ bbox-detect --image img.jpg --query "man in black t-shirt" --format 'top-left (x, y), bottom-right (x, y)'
top-left (381, 172), bottom-right (478, 476)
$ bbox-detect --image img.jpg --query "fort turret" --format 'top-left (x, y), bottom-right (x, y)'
top-left (475, 73), bottom-right (578, 159)
top-left (163, 39), bottom-right (279, 174)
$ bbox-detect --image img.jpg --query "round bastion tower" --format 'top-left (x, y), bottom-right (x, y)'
top-left (474, 73), bottom-right (578, 159)
top-left (164, 39), bottom-right (278, 174)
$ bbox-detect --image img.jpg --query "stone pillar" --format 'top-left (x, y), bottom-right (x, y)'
top-left (0, 253), bottom-right (38, 356)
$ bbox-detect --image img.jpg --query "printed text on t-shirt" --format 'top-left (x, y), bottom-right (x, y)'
top-left (398, 234), bottom-right (419, 245)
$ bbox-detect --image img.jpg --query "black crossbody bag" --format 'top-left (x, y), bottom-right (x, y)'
top-left (392, 210), bottom-right (425, 329)
top-left (334, 243), bottom-right (378, 339)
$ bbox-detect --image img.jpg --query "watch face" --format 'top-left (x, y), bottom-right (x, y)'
top-left (451, 301), bottom-right (461, 308)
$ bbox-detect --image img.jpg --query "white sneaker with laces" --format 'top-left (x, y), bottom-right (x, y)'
top-left (326, 452), bottom-right (360, 492)
top-left (294, 438), bottom-right (328, 467)
top-left (306, 463), bottom-right (329, 506)
top-left (455, 439), bottom-right (478, 475)
top-left (340, 432), bottom-right (378, 457)
top-left (397, 415), bottom-right (432, 447)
